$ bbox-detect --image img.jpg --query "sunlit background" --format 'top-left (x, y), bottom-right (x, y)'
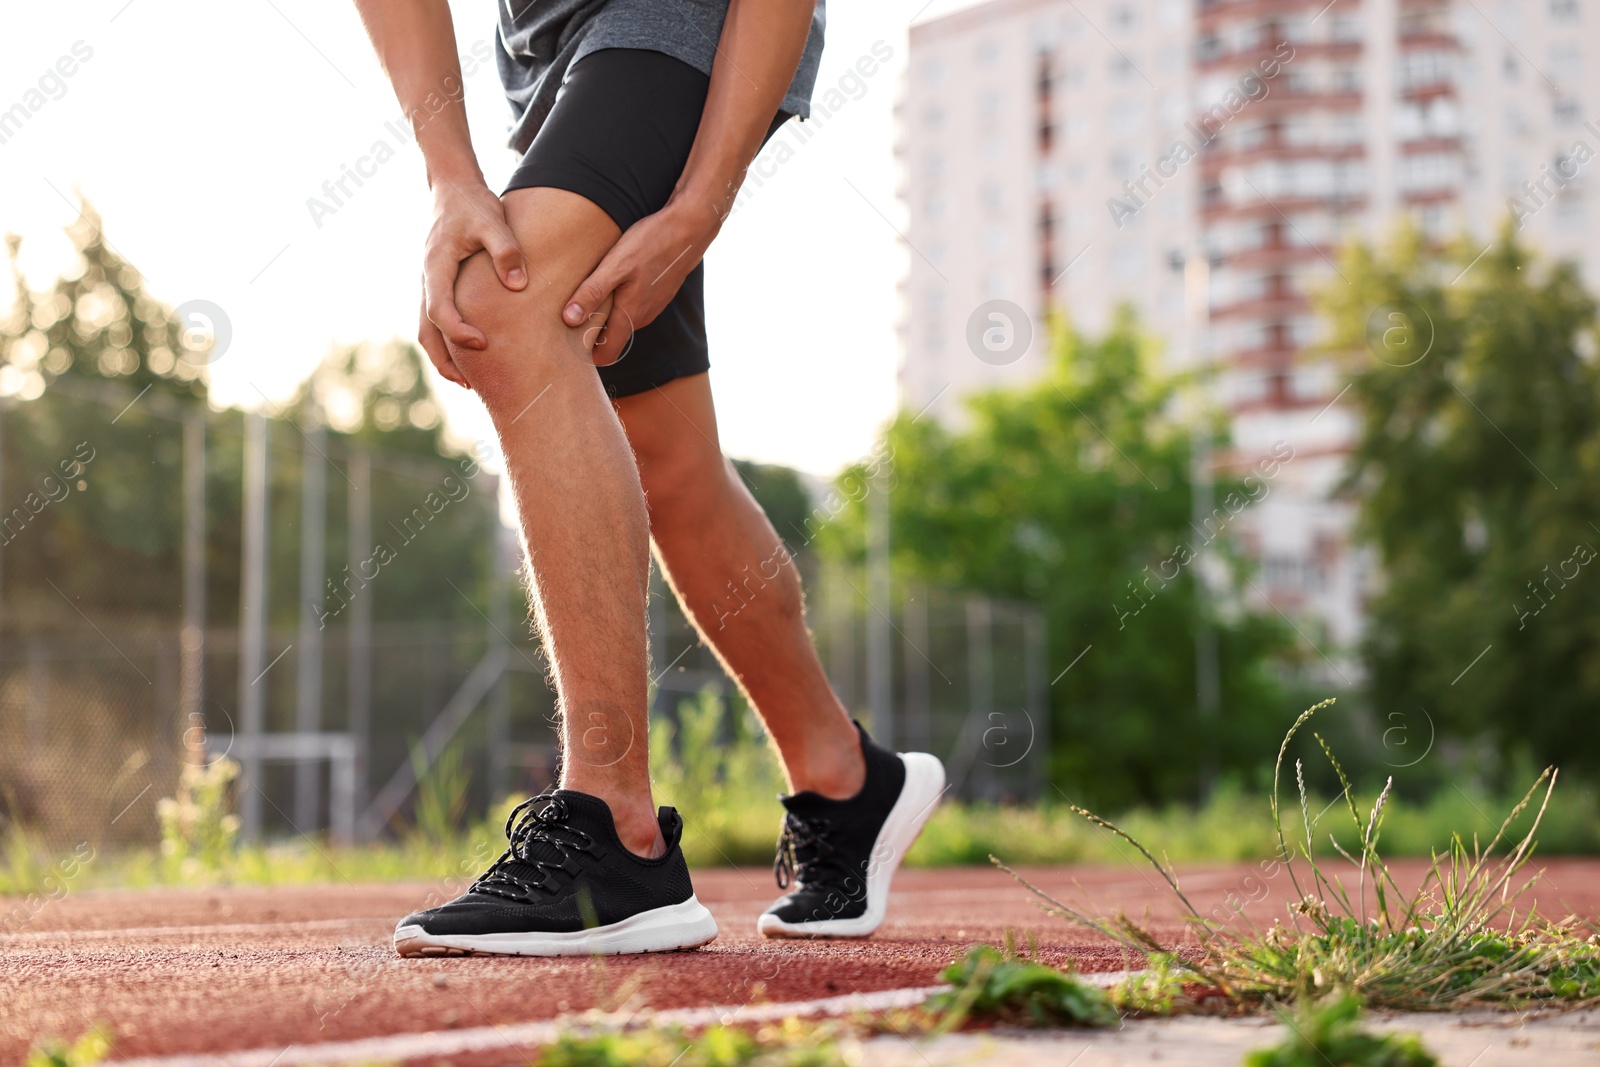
top-left (1, 0), bottom-right (974, 475)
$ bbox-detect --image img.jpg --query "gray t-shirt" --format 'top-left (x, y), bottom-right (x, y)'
top-left (496, 0), bottom-right (827, 154)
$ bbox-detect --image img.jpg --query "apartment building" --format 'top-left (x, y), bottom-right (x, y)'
top-left (900, 0), bottom-right (1600, 655)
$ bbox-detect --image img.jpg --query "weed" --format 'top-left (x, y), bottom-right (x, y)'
top-left (926, 943), bottom-right (1119, 1028)
top-left (155, 757), bottom-right (240, 881)
top-left (534, 1019), bottom-right (859, 1066)
top-left (0, 821), bottom-right (51, 896)
top-left (648, 687), bottom-right (787, 867)
top-left (1244, 992), bottom-right (1436, 1067)
top-left (1109, 951), bottom-right (1188, 1016)
top-left (998, 699), bottom-right (1600, 1012)
top-left (23, 1026), bottom-right (111, 1067)
top-left (407, 742), bottom-right (471, 852)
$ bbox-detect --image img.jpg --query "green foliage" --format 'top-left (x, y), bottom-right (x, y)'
top-left (1004, 700), bottom-right (1600, 1012)
top-left (820, 308), bottom-right (1296, 808)
top-left (909, 776), bottom-right (1600, 867)
top-left (155, 758), bottom-right (240, 880)
top-left (648, 687), bottom-right (788, 867)
top-left (23, 1026), bottom-right (112, 1067)
top-left (1321, 225), bottom-right (1600, 785)
top-left (535, 1020), bottom-right (855, 1067)
top-left (407, 743), bottom-right (471, 851)
top-left (928, 944), bottom-right (1119, 1028)
top-left (1244, 993), bottom-right (1437, 1067)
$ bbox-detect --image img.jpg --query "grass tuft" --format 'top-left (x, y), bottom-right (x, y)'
top-left (926, 944), bottom-right (1119, 1029)
top-left (533, 1019), bottom-right (859, 1067)
top-left (23, 1027), bottom-right (112, 1067)
top-left (1244, 992), bottom-right (1437, 1067)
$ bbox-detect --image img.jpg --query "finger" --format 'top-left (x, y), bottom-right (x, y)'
top-left (587, 295), bottom-right (629, 368)
top-left (418, 302), bottom-right (469, 388)
top-left (482, 219), bottom-right (529, 292)
top-left (424, 256), bottom-right (486, 351)
top-left (564, 255), bottom-right (620, 326)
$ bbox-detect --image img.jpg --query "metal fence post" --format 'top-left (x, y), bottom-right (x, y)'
top-left (180, 410), bottom-right (206, 766)
top-left (903, 585), bottom-right (931, 751)
top-left (487, 481), bottom-right (511, 805)
top-left (294, 414), bottom-right (327, 831)
top-left (238, 410), bottom-right (269, 842)
top-left (1023, 606), bottom-right (1048, 800)
top-left (347, 446), bottom-right (373, 836)
top-left (866, 469), bottom-right (893, 746)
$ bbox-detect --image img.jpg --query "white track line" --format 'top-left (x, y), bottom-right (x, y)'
top-left (111, 970), bottom-right (1145, 1067)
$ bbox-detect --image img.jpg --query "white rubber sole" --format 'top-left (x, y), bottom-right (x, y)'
top-left (394, 895), bottom-right (719, 957)
top-left (758, 751), bottom-right (946, 939)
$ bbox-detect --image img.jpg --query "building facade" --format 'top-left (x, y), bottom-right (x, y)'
top-left (900, 0), bottom-right (1600, 657)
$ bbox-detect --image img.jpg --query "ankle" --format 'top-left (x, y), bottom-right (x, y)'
top-left (562, 777), bottom-right (664, 858)
top-left (788, 731), bottom-right (866, 801)
top-left (612, 811), bottom-right (667, 859)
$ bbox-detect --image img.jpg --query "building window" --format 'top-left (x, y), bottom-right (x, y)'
top-left (1554, 96), bottom-right (1583, 126)
top-left (1401, 153), bottom-right (1465, 192)
top-left (1399, 50), bottom-right (1452, 90)
top-left (1550, 0), bottom-right (1580, 24)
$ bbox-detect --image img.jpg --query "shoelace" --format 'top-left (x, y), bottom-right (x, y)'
top-left (471, 793), bottom-right (598, 901)
top-left (773, 811), bottom-right (837, 890)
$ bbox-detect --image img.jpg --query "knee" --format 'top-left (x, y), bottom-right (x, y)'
top-left (445, 252), bottom-right (575, 395)
top-left (452, 250), bottom-right (516, 337)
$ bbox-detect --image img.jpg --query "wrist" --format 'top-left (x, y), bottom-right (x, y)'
top-left (428, 167), bottom-right (492, 201)
top-left (421, 144), bottom-right (485, 192)
top-left (665, 174), bottom-right (740, 231)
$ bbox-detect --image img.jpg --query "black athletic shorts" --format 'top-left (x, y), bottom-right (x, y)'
top-left (504, 48), bottom-right (792, 399)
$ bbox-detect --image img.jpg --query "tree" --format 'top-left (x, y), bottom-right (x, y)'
top-left (0, 203), bottom-right (502, 637)
top-left (1321, 225), bottom-right (1600, 784)
top-left (821, 309), bottom-right (1294, 809)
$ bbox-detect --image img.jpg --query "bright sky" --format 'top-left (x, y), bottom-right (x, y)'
top-left (0, 0), bottom-right (980, 477)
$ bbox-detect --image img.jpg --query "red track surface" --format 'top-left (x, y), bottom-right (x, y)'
top-left (4, 859), bottom-right (1598, 1064)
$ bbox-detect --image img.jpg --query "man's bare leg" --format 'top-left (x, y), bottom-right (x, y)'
top-left (448, 186), bottom-right (663, 858)
top-left (614, 373), bottom-right (866, 799)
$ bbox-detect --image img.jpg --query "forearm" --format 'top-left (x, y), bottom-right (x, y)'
top-left (670, 0), bottom-right (814, 221)
top-left (351, 0), bottom-right (482, 187)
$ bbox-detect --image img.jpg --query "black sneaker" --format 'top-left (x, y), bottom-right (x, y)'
top-left (758, 722), bottom-right (945, 938)
top-left (393, 790), bottom-right (718, 957)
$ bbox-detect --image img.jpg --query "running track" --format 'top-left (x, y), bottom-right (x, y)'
top-left (4, 860), bottom-right (1597, 1064)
